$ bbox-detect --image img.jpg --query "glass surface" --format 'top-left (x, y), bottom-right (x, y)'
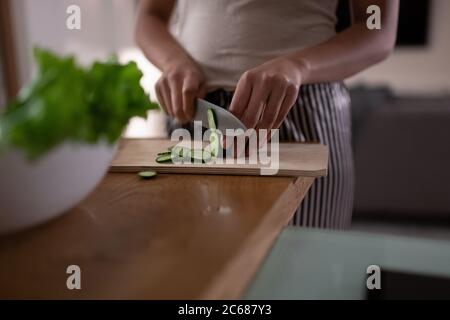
top-left (245, 227), bottom-right (450, 299)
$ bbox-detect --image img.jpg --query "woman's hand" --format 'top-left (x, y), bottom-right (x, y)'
top-left (155, 60), bottom-right (206, 124)
top-left (229, 57), bottom-right (304, 133)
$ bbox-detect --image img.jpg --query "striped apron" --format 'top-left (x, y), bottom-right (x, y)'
top-left (168, 82), bottom-right (354, 229)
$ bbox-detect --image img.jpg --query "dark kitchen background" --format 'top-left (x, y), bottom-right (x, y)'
top-left (1, 0), bottom-right (449, 240)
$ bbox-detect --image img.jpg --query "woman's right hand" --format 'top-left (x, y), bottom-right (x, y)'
top-left (155, 60), bottom-right (206, 124)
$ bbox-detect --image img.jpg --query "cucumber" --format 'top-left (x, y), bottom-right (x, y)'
top-left (209, 131), bottom-right (220, 157)
top-left (138, 171), bottom-right (157, 179)
top-left (156, 153), bottom-right (173, 163)
top-left (189, 149), bottom-right (212, 163)
top-left (207, 108), bottom-right (217, 130)
top-left (157, 146), bottom-right (175, 156)
top-left (157, 108), bottom-right (219, 165)
top-left (206, 108), bottom-right (220, 157)
top-left (172, 146), bottom-right (191, 158)
top-left (202, 149), bottom-right (213, 163)
top-left (189, 149), bottom-right (204, 162)
top-left (157, 147), bottom-right (213, 164)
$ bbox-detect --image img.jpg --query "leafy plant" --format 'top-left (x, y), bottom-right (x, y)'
top-left (0, 48), bottom-right (158, 159)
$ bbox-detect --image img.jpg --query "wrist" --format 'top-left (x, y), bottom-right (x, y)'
top-left (163, 55), bottom-right (199, 73)
top-left (286, 55), bottom-right (311, 85)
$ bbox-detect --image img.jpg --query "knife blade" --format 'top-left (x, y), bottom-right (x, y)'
top-left (193, 99), bottom-right (247, 135)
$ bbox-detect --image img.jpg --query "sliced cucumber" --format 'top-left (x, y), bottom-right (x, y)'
top-left (170, 146), bottom-right (180, 157)
top-left (207, 108), bottom-right (217, 130)
top-left (209, 131), bottom-right (220, 157)
top-left (157, 147), bottom-right (214, 164)
top-left (157, 109), bottom-right (219, 165)
top-left (156, 146), bottom-right (175, 156)
top-left (156, 153), bottom-right (173, 163)
top-left (206, 108), bottom-right (220, 157)
top-left (202, 149), bottom-right (213, 163)
top-left (189, 148), bottom-right (213, 163)
top-left (172, 146), bottom-right (191, 158)
top-left (189, 149), bottom-right (204, 162)
top-left (138, 171), bottom-right (157, 179)
top-left (181, 147), bottom-right (191, 158)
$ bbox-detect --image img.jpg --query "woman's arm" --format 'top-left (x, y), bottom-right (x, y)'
top-left (135, 0), bottom-right (206, 123)
top-left (229, 0), bottom-right (399, 133)
top-left (289, 0), bottom-right (399, 84)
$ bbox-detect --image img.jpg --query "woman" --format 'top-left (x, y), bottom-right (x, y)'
top-left (136, 0), bottom-right (399, 229)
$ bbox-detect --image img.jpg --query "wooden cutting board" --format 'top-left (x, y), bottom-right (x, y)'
top-left (110, 139), bottom-right (328, 177)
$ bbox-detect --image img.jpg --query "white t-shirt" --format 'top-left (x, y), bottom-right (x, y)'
top-left (172, 0), bottom-right (338, 91)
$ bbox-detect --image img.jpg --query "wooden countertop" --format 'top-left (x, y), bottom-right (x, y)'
top-left (0, 144), bottom-right (324, 299)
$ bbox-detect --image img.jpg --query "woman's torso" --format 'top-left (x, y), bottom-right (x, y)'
top-left (172, 0), bottom-right (338, 91)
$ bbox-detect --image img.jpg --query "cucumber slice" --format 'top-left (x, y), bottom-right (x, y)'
top-left (157, 146), bottom-right (175, 156)
top-left (206, 108), bottom-right (219, 157)
top-left (171, 146), bottom-right (179, 157)
top-left (157, 147), bottom-right (213, 164)
top-left (138, 171), bottom-right (157, 179)
top-left (188, 148), bottom-right (213, 163)
top-left (172, 146), bottom-right (191, 158)
top-left (202, 149), bottom-right (213, 163)
top-left (181, 147), bottom-right (191, 158)
top-left (189, 149), bottom-right (204, 162)
top-left (207, 108), bottom-right (217, 130)
top-left (209, 131), bottom-right (220, 157)
top-left (156, 154), bottom-right (173, 163)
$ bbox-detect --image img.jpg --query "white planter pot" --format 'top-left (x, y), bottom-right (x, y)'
top-left (0, 141), bottom-right (117, 234)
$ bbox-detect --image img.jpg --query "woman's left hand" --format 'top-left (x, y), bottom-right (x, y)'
top-left (229, 56), bottom-right (304, 134)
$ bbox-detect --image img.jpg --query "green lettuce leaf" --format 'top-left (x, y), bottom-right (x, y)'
top-left (0, 48), bottom-right (159, 159)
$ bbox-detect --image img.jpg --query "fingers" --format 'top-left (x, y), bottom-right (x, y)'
top-left (256, 84), bottom-right (286, 131)
top-left (239, 75), bottom-right (272, 129)
top-left (156, 70), bottom-right (204, 124)
top-left (180, 76), bottom-right (197, 122)
top-left (252, 84), bottom-right (285, 148)
top-left (155, 77), bottom-right (173, 117)
top-left (230, 71), bottom-right (298, 133)
top-left (155, 81), bottom-right (167, 114)
top-left (229, 72), bottom-right (252, 119)
top-left (272, 83), bottom-right (299, 130)
top-left (170, 79), bottom-right (186, 123)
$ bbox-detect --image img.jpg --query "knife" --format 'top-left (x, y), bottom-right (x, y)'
top-left (193, 99), bottom-right (247, 135)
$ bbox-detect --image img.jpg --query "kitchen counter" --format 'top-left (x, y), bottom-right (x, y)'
top-left (0, 171), bottom-right (316, 299)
